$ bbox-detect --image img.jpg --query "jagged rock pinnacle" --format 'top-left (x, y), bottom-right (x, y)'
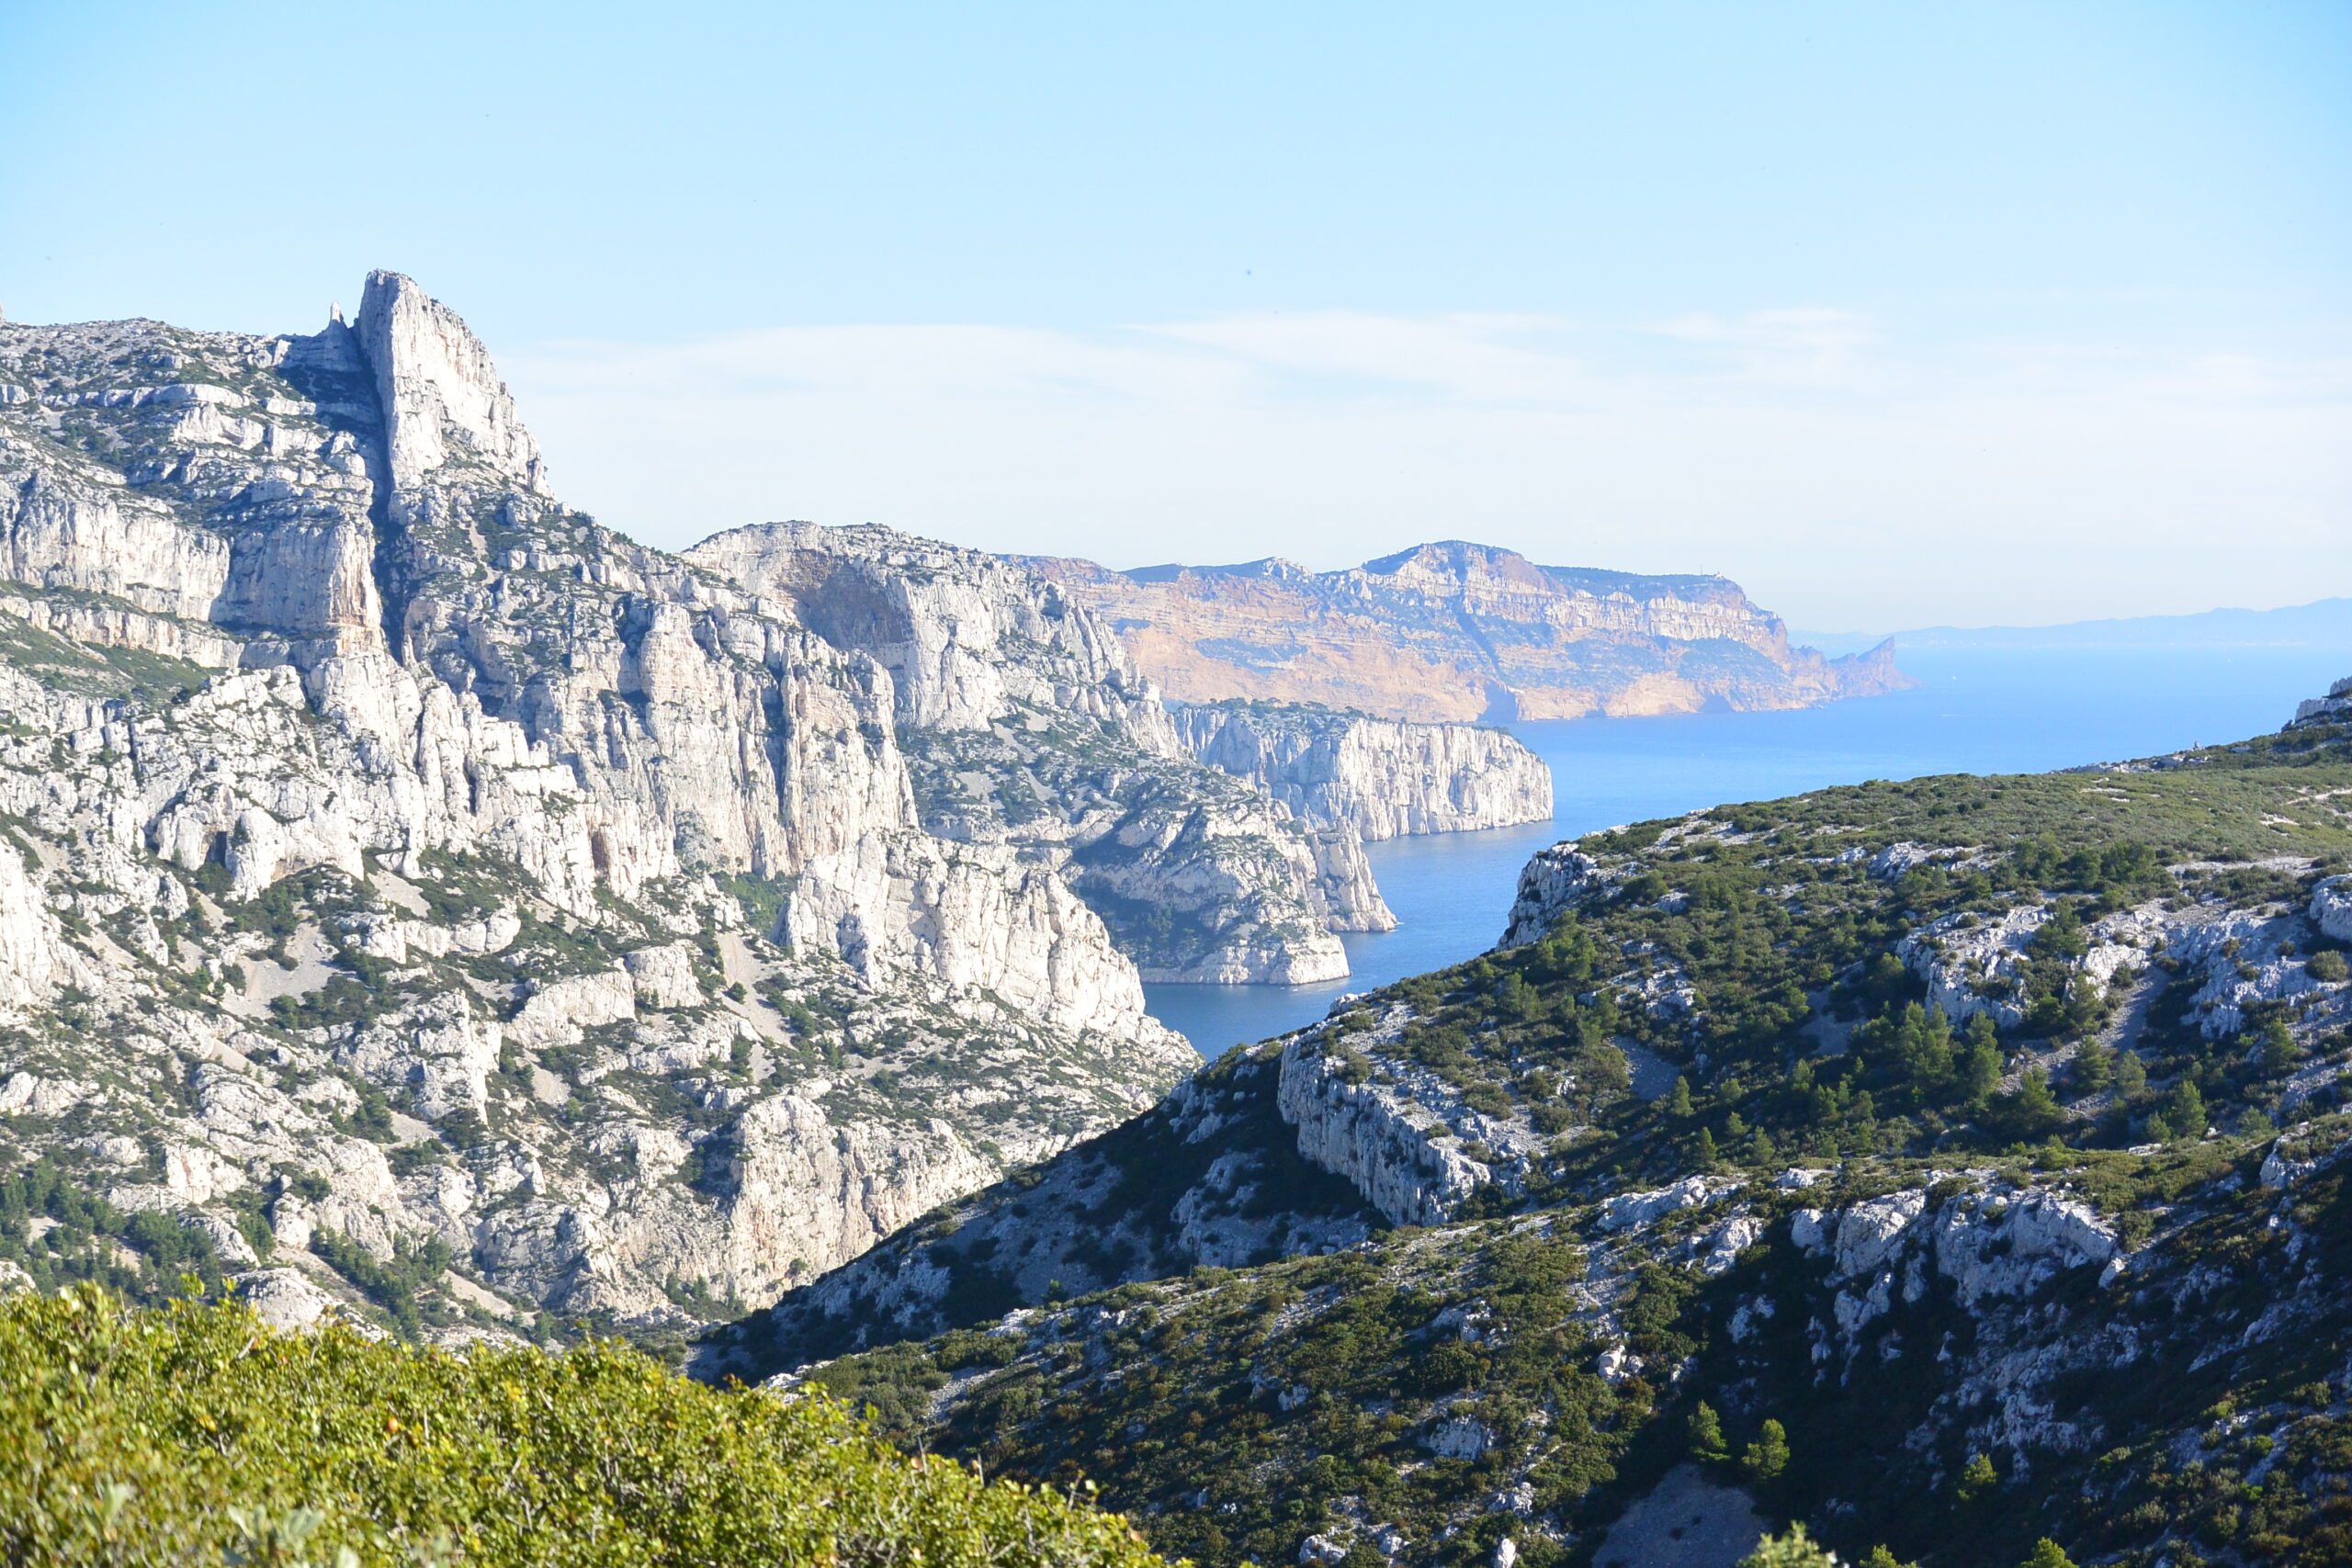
top-left (354, 270), bottom-right (551, 497)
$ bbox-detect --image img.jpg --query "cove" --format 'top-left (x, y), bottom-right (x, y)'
top-left (1143, 640), bottom-right (2352, 1056)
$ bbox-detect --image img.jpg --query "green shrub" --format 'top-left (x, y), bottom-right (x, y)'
top-left (0, 1284), bottom-right (1167, 1568)
top-left (1736, 1525), bottom-right (1837, 1568)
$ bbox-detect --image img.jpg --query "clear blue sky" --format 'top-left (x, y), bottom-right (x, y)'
top-left (5, 2), bottom-right (2347, 626)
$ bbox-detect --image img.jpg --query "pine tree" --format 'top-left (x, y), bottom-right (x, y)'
top-left (1956, 1450), bottom-right (1998, 1503)
top-left (1688, 1401), bottom-right (1728, 1461)
top-left (2162, 1078), bottom-right (2208, 1141)
top-left (1667, 1076), bottom-right (1695, 1118)
top-left (1863, 1548), bottom-right (1919, 1568)
top-left (1693, 1128), bottom-right (1722, 1170)
top-left (2113, 1049), bottom-right (2148, 1099)
top-left (2258, 1017), bottom-right (2302, 1067)
top-left (1958, 1032), bottom-right (2003, 1107)
top-left (2007, 1069), bottom-right (2062, 1137)
top-left (1741, 1418), bottom-right (1789, 1482)
top-left (2071, 1040), bottom-right (2110, 1092)
top-left (2019, 1540), bottom-right (2075, 1568)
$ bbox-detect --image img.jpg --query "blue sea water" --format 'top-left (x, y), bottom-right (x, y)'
top-left (1141, 642), bottom-right (2352, 1056)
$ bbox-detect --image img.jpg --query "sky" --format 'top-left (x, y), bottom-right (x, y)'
top-left (3, 2), bottom-right (2347, 629)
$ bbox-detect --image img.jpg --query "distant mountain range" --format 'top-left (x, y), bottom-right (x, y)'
top-left (1797, 595), bottom-right (2352, 657)
top-left (1023, 542), bottom-right (1912, 724)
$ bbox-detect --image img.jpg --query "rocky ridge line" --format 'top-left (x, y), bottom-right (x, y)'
top-left (1025, 543), bottom-right (1913, 725)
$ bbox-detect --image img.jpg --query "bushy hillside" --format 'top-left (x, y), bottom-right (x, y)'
top-left (805, 1121), bottom-right (2351, 1568)
top-left (728, 707), bottom-right (2352, 1568)
top-left (0, 1283), bottom-right (1167, 1568)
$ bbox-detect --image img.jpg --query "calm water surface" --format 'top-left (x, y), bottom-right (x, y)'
top-left (1142, 644), bottom-right (2352, 1056)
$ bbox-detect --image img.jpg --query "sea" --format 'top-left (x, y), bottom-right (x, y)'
top-left (1141, 638), bottom-right (2352, 1057)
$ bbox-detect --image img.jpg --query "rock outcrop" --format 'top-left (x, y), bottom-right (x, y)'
top-left (1497, 842), bottom-right (1609, 946)
top-left (1169, 700), bottom-right (1552, 840)
top-left (1026, 543), bottom-right (1913, 724)
top-left (1276, 1033), bottom-right (1492, 1225)
top-left (2287, 673), bottom-right (2352, 729)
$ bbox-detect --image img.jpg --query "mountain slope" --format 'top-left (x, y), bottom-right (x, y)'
top-left (0, 276), bottom-right (1397, 1334)
top-left (1025, 544), bottom-right (1912, 724)
top-left (713, 681), bottom-right (2352, 1568)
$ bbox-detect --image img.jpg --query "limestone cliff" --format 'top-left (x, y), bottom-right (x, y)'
top-left (2290, 673), bottom-right (2352, 729)
top-left (1025, 542), bottom-right (1913, 724)
top-left (0, 276), bottom-right (1221, 1331)
top-left (692, 522), bottom-right (1383, 982)
top-left (1170, 699), bottom-right (1552, 840)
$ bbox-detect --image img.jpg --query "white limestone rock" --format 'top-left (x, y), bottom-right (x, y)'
top-left (1169, 700), bottom-right (1552, 842)
top-left (1424, 1415), bottom-right (1494, 1460)
top-left (356, 270), bottom-right (550, 496)
top-left (0, 840), bottom-right (65, 1004)
top-left (1930, 1192), bottom-right (2118, 1307)
top-left (624, 942), bottom-right (704, 1010)
top-left (2312, 876), bottom-right (2352, 944)
top-left (786, 830), bottom-right (1167, 1038)
top-left (1599, 1175), bottom-right (1739, 1233)
top-left (2286, 674), bottom-right (2352, 730)
top-left (696, 522), bottom-right (1377, 983)
top-left (1276, 1037), bottom-right (1490, 1224)
top-left (507, 969), bottom-right (637, 1051)
top-left (0, 276), bottom-right (1268, 1330)
top-left (231, 1268), bottom-right (345, 1332)
top-left (1497, 842), bottom-right (1609, 948)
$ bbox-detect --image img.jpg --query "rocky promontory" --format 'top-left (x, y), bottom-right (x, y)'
top-left (1025, 541), bottom-right (1912, 724)
top-left (1169, 699), bottom-right (1553, 840)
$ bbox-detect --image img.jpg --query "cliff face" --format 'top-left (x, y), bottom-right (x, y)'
top-left (1026, 542), bottom-right (1912, 724)
top-left (2290, 674), bottom-right (2352, 729)
top-left (0, 276), bottom-right (1225, 1330)
top-left (1169, 700), bottom-right (1553, 840)
top-left (688, 523), bottom-right (1385, 982)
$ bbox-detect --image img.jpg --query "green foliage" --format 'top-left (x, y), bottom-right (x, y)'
top-left (2019, 1540), bottom-right (2075, 1568)
top-left (858, 1227), bottom-right (1643, 1568)
top-left (710, 872), bottom-right (796, 937)
top-left (307, 1231), bottom-right (453, 1338)
top-left (0, 1285), bottom-right (1166, 1568)
top-left (1741, 1417), bottom-right (1790, 1483)
top-left (1688, 1400), bottom-right (1727, 1460)
top-left (1956, 1451), bottom-right (1999, 1504)
top-left (2149, 1078), bottom-right (2209, 1144)
top-left (1736, 1524), bottom-right (1838, 1568)
top-left (1665, 1076), bottom-right (1694, 1118)
top-left (0, 1157), bottom-right (230, 1302)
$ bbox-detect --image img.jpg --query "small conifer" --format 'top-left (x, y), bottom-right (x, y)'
top-left (1689, 1401), bottom-right (1728, 1460)
top-left (1742, 1418), bottom-right (1790, 1482)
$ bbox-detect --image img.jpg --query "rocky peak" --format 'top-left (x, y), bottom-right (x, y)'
top-left (355, 270), bottom-right (549, 497)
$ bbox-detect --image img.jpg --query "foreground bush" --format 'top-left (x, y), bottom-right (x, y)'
top-left (0, 1284), bottom-right (1170, 1567)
